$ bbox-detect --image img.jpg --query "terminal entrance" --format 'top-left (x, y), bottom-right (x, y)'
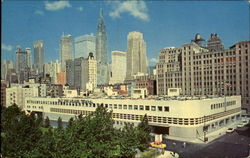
top-left (151, 126), bottom-right (169, 135)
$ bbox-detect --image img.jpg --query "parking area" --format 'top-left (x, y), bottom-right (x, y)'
top-left (163, 124), bottom-right (250, 158)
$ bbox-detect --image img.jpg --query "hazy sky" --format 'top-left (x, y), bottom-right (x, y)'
top-left (2, 0), bottom-right (250, 65)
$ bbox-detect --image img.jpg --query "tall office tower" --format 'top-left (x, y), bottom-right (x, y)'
top-left (33, 41), bottom-right (44, 75)
top-left (156, 34), bottom-right (250, 115)
top-left (96, 9), bottom-right (108, 85)
top-left (109, 51), bottom-right (127, 84)
top-left (15, 46), bottom-right (29, 83)
top-left (75, 34), bottom-right (96, 59)
top-left (126, 31), bottom-right (148, 80)
top-left (25, 48), bottom-right (32, 69)
top-left (207, 33), bottom-right (224, 52)
top-left (66, 53), bottom-right (97, 91)
top-left (44, 60), bottom-right (61, 84)
top-left (60, 34), bottom-right (73, 72)
top-left (1, 60), bottom-right (14, 80)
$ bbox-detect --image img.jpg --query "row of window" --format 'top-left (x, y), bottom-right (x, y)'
top-left (49, 107), bottom-right (240, 126)
top-left (26, 100), bottom-right (170, 112)
top-left (211, 101), bottom-right (236, 110)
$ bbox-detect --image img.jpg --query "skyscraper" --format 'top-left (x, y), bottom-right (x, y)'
top-left (75, 34), bottom-right (96, 59)
top-left (96, 8), bottom-right (108, 85)
top-left (1, 60), bottom-right (14, 80)
top-left (15, 46), bottom-right (29, 83)
top-left (44, 60), bottom-right (61, 84)
top-left (26, 48), bottom-right (32, 69)
top-left (109, 51), bottom-right (127, 84)
top-left (60, 34), bottom-right (73, 72)
top-left (33, 41), bottom-right (44, 75)
top-left (126, 32), bottom-right (148, 80)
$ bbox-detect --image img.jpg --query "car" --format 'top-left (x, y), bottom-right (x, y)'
top-left (226, 127), bottom-right (234, 133)
top-left (237, 123), bottom-right (244, 128)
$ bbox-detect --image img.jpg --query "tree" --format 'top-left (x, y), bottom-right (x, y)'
top-left (137, 114), bottom-right (151, 151)
top-left (57, 117), bottom-right (63, 130)
top-left (44, 116), bottom-right (50, 128)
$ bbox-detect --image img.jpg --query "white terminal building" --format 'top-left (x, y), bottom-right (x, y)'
top-left (24, 95), bottom-right (241, 139)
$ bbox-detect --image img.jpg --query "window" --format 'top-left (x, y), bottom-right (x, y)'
top-left (140, 105), bottom-right (144, 110)
top-left (164, 106), bottom-right (169, 112)
top-left (123, 105), bottom-right (127, 109)
top-left (158, 106), bottom-right (163, 111)
top-left (151, 106), bottom-right (156, 111)
top-left (145, 106), bottom-right (150, 111)
top-left (129, 105), bottom-right (133, 110)
top-left (134, 105), bottom-right (138, 110)
top-left (114, 104), bottom-right (117, 109)
top-left (119, 104), bottom-right (122, 109)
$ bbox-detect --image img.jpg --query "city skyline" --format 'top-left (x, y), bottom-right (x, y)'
top-left (2, 1), bottom-right (249, 65)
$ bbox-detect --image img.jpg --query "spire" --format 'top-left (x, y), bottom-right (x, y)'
top-left (100, 8), bottom-right (103, 19)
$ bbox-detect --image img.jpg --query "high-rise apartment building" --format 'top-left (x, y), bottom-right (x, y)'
top-left (109, 51), bottom-right (127, 84)
top-left (96, 9), bottom-right (108, 85)
top-left (156, 34), bottom-right (250, 115)
top-left (34, 41), bottom-right (44, 75)
top-left (75, 34), bottom-right (96, 59)
top-left (66, 53), bottom-right (97, 91)
top-left (60, 34), bottom-right (73, 72)
top-left (44, 60), bottom-right (61, 84)
top-left (126, 31), bottom-right (148, 80)
top-left (15, 46), bottom-right (30, 83)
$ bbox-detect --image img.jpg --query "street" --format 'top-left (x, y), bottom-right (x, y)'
top-left (163, 125), bottom-right (250, 158)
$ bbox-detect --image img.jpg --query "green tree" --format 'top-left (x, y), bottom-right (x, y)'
top-left (44, 116), bottom-right (50, 128)
top-left (57, 117), bottom-right (63, 130)
top-left (137, 114), bottom-right (151, 151)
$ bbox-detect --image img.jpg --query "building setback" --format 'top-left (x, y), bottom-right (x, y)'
top-left (126, 32), bottom-right (148, 81)
top-left (110, 51), bottom-right (127, 84)
top-left (33, 41), bottom-right (44, 75)
top-left (60, 34), bottom-right (73, 72)
top-left (156, 34), bottom-right (250, 115)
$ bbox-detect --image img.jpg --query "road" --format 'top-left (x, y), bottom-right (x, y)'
top-left (163, 125), bottom-right (250, 158)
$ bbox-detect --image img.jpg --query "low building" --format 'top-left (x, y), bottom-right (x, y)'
top-left (24, 95), bottom-right (241, 140)
top-left (132, 88), bottom-right (148, 99)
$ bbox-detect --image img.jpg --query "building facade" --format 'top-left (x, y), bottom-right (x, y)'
top-left (110, 51), bottom-right (127, 84)
top-left (96, 9), bottom-right (108, 85)
top-left (1, 60), bottom-right (14, 81)
top-left (26, 48), bottom-right (32, 69)
top-left (57, 72), bottom-right (67, 85)
top-left (66, 53), bottom-right (97, 91)
top-left (33, 41), bottom-right (44, 75)
top-left (126, 32), bottom-right (148, 80)
top-left (24, 95), bottom-right (241, 140)
top-left (44, 60), bottom-right (61, 84)
top-left (1, 81), bottom-right (7, 106)
top-left (60, 34), bottom-right (73, 72)
top-left (156, 34), bottom-right (250, 115)
top-left (75, 34), bottom-right (96, 59)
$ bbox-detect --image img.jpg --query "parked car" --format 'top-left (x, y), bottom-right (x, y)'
top-left (226, 128), bottom-right (234, 133)
top-left (237, 123), bottom-right (244, 128)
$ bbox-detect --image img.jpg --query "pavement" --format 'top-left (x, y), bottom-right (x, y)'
top-left (162, 124), bottom-right (250, 158)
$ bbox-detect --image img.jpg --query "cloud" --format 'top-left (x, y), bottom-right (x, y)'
top-left (2, 43), bottom-right (13, 51)
top-left (45, 1), bottom-right (71, 11)
top-left (109, 0), bottom-right (149, 21)
top-left (149, 58), bottom-right (158, 63)
top-left (35, 10), bottom-right (44, 15)
top-left (77, 7), bottom-right (83, 12)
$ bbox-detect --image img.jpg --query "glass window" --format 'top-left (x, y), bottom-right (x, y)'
top-left (129, 105), bottom-right (133, 110)
top-left (123, 105), bottom-right (127, 109)
top-left (164, 106), bottom-right (169, 112)
top-left (134, 105), bottom-right (138, 110)
top-left (145, 106), bottom-right (150, 111)
top-left (151, 106), bottom-right (156, 111)
top-left (119, 104), bottom-right (122, 109)
top-left (114, 104), bottom-right (117, 109)
top-left (140, 105), bottom-right (144, 110)
top-left (158, 106), bottom-right (163, 111)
